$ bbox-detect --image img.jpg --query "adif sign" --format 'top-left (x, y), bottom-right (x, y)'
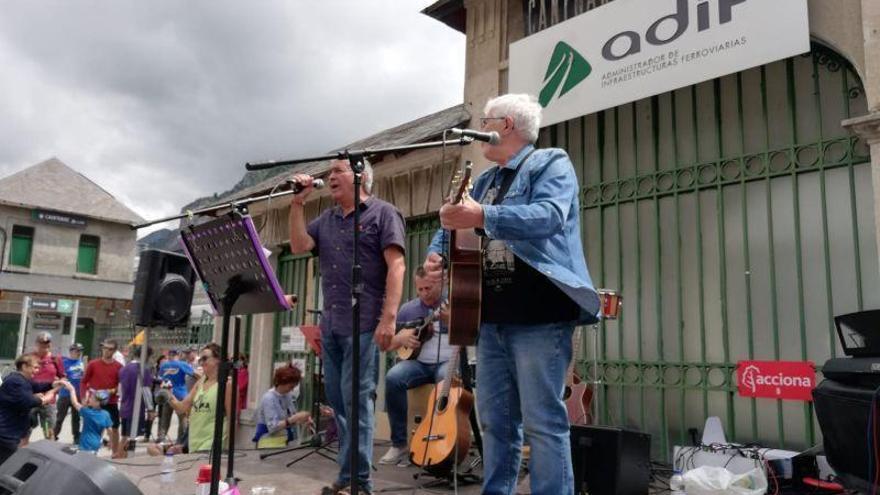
top-left (509, 0), bottom-right (810, 127)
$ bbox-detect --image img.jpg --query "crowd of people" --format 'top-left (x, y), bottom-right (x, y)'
top-left (0, 332), bottom-right (254, 462)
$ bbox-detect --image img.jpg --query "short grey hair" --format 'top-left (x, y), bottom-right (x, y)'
top-left (484, 94), bottom-right (542, 144)
top-left (332, 157), bottom-right (373, 194)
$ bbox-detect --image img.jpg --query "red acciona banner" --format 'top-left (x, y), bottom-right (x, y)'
top-left (736, 360), bottom-right (816, 401)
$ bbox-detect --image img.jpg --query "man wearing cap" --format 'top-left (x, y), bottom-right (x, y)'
top-left (29, 332), bottom-right (66, 441)
top-left (81, 339), bottom-right (123, 454)
top-left (54, 343), bottom-right (85, 444)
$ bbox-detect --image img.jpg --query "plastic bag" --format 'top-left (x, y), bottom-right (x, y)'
top-left (683, 466), bottom-right (768, 495)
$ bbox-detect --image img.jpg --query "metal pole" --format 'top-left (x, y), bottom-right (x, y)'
top-left (130, 327), bottom-right (149, 451)
top-left (349, 155), bottom-right (364, 495)
top-left (69, 300), bottom-right (80, 348)
top-left (17, 296), bottom-right (29, 356)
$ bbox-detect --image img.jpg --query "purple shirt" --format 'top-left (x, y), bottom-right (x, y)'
top-left (119, 362), bottom-right (153, 420)
top-left (307, 197), bottom-right (405, 336)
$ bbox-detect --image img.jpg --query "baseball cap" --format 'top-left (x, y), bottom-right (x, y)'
top-left (92, 389), bottom-right (110, 405)
top-left (100, 339), bottom-right (118, 350)
top-left (36, 332), bottom-right (52, 343)
top-left (69, 343), bottom-right (84, 351)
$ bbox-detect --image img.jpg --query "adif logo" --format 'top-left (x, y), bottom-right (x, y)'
top-left (741, 364), bottom-right (760, 393)
top-left (539, 41), bottom-right (592, 108)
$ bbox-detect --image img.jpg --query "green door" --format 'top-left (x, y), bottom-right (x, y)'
top-left (0, 314), bottom-right (21, 360)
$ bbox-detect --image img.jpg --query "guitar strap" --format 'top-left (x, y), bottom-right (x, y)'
top-left (486, 148), bottom-right (537, 206)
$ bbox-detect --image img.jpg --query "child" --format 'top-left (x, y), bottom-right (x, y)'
top-left (63, 383), bottom-right (112, 454)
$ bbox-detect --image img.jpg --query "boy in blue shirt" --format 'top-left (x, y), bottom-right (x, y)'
top-left (62, 383), bottom-right (112, 454)
top-left (157, 350), bottom-right (196, 443)
top-left (54, 343), bottom-right (85, 444)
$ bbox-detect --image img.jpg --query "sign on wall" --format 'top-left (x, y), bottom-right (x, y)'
top-left (509, 0), bottom-right (810, 127)
top-left (32, 209), bottom-right (87, 228)
top-left (736, 360), bottom-right (816, 401)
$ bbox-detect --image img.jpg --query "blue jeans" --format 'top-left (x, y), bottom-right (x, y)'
top-left (477, 322), bottom-right (574, 495)
top-left (322, 331), bottom-right (379, 490)
top-left (384, 359), bottom-right (450, 447)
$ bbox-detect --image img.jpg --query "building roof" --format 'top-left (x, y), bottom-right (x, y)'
top-left (0, 158), bottom-right (145, 225)
top-left (217, 103), bottom-right (471, 204)
top-left (0, 271), bottom-right (134, 300)
top-left (422, 0), bottom-right (466, 33)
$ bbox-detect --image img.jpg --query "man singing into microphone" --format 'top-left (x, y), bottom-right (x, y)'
top-left (424, 94), bottom-right (600, 495)
top-left (288, 159), bottom-right (406, 495)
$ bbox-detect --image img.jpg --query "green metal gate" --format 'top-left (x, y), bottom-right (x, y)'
top-left (547, 43), bottom-right (876, 458)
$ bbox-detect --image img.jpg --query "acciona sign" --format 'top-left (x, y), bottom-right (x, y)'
top-left (509, 0), bottom-right (810, 127)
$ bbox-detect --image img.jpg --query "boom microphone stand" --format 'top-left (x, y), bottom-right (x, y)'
top-left (244, 135), bottom-right (477, 495)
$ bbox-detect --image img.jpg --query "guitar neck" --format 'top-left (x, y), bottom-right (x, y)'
top-left (440, 347), bottom-right (462, 398)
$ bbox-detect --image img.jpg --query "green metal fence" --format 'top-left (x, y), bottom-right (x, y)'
top-left (547, 44), bottom-right (876, 458)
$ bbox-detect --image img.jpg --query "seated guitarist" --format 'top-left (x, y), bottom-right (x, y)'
top-left (379, 266), bottom-right (454, 466)
top-left (424, 93), bottom-right (601, 495)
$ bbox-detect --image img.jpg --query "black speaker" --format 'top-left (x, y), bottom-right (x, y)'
top-left (132, 249), bottom-right (196, 328)
top-left (570, 425), bottom-right (651, 495)
top-left (0, 440), bottom-right (141, 494)
top-left (813, 378), bottom-right (873, 492)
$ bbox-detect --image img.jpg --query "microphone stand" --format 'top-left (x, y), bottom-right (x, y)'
top-left (130, 137), bottom-right (476, 231)
top-left (244, 135), bottom-right (477, 495)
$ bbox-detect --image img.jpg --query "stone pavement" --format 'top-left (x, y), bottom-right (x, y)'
top-left (35, 415), bottom-right (490, 494)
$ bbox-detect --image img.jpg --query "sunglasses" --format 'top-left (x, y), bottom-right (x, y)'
top-left (198, 355), bottom-right (212, 362)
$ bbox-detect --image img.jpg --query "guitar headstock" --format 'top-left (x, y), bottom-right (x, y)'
top-left (446, 161), bottom-right (473, 205)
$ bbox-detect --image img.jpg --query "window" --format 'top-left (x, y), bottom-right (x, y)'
top-left (9, 225), bottom-right (34, 268)
top-left (77, 234), bottom-right (100, 274)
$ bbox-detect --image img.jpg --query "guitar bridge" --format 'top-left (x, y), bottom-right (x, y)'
top-left (421, 434), bottom-right (446, 441)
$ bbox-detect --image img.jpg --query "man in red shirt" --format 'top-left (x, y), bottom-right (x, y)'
top-left (30, 332), bottom-right (66, 441)
top-left (81, 339), bottom-right (122, 455)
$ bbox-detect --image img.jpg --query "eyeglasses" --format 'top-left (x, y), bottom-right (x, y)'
top-left (198, 355), bottom-right (211, 363)
top-left (479, 116), bottom-right (506, 128)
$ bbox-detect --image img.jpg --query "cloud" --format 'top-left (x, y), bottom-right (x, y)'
top-left (0, 1), bottom-right (464, 235)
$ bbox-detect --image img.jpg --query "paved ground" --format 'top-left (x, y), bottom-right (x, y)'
top-left (34, 415), bottom-right (491, 494)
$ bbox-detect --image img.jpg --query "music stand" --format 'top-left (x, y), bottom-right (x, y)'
top-left (180, 211), bottom-right (291, 495)
top-left (259, 323), bottom-right (339, 466)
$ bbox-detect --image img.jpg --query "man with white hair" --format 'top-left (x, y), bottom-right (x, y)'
top-left (424, 94), bottom-right (601, 495)
top-left (288, 158), bottom-right (406, 495)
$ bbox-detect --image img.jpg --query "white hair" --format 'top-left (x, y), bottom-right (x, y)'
top-left (484, 94), bottom-right (543, 143)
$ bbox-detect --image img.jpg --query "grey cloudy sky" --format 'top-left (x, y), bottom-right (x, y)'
top-left (0, 1), bottom-right (465, 235)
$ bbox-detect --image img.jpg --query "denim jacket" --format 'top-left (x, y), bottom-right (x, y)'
top-left (429, 144), bottom-right (600, 325)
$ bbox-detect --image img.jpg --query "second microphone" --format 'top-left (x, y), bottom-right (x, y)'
top-left (287, 177), bottom-right (325, 194)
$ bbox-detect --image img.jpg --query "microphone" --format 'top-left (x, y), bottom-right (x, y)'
top-left (286, 178), bottom-right (325, 194)
top-left (449, 128), bottom-right (501, 145)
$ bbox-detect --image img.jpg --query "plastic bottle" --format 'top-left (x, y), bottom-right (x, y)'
top-left (160, 453), bottom-right (176, 487)
top-left (669, 469), bottom-right (686, 495)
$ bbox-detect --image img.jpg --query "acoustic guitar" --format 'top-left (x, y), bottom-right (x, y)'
top-left (563, 329), bottom-right (593, 425)
top-left (409, 346), bottom-right (473, 475)
top-left (396, 305), bottom-right (443, 361)
top-left (445, 161), bottom-right (481, 346)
